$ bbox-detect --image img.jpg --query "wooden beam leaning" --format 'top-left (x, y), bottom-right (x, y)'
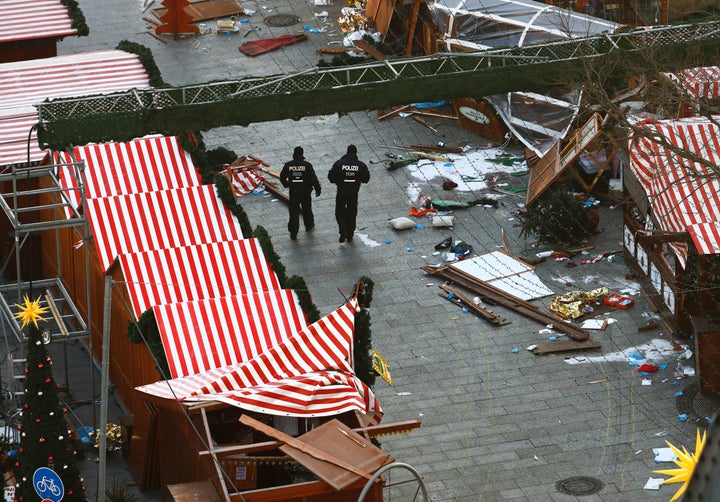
top-left (422, 265), bottom-right (590, 341)
top-left (439, 284), bottom-right (510, 326)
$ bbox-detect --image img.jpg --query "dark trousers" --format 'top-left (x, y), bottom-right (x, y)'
top-left (288, 189), bottom-right (314, 235)
top-left (335, 190), bottom-right (359, 237)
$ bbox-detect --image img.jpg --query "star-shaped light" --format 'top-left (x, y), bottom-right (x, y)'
top-left (14, 294), bottom-right (49, 329)
top-left (654, 428), bottom-right (707, 501)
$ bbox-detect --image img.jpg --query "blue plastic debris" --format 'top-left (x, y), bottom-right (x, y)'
top-left (385, 239), bottom-right (392, 244)
top-left (678, 414), bottom-right (688, 422)
top-left (415, 224), bottom-right (424, 229)
top-left (240, 18), bottom-right (250, 23)
top-left (628, 353), bottom-right (644, 360)
top-left (676, 391), bottom-right (684, 396)
top-left (659, 364), bottom-right (667, 370)
top-left (407, 247), bottom-right (413, 253)
top-left (462, 308), bottom-right (468, 313)
top-left (303, 25), bottom-right (322, 33)
top-left (443, 162), bottom-right (452, 167)
top-left (549, 336), bottom-right (557, 341)
top-left (447, 292), bottom-right (455, 299)
top-left (511, 348), bottom-right (519, 353)
top-left (671, 381), bottom-right (680, 386)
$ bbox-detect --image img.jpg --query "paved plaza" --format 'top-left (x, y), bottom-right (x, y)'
top-left (44, 0), bottom-right (711, 500)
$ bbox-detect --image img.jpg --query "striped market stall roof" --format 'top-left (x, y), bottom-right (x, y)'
top-left (119, 239), bottom-right (281, 318)
top-left (0, 50), bottom-right (150, 166)
top-left (86, 185), bottom-right (244, 272)
top-left (153, 290), bottom-right (307, 378)
top-left (0, 0), bottom-right (77, 42)
top-left (137, 300), bottom-right (383, 425)
top-left (629, 117), bottom-right (720, 267)
top-left (665, 66), bottom-right (720, 100)
top-left (55, 135), bottom-right (201, 209)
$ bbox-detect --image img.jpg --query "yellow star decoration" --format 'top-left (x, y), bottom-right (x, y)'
top-left (13, 294), bottom-right (49, 329)
top-left (654, 428), bottom-right (707, 502)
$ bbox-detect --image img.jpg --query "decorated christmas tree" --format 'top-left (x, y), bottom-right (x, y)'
top-left (12, 295), bottom-right (87, 501)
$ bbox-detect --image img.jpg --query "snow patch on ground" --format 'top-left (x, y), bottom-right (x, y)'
top-left (565, 338), bottom-right (687, 365)
top-left (404, 147), bottom-right (526, 201)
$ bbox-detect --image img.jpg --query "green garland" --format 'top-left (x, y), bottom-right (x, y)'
top-left (129, 309), bottom-right (171, 379)
top-left (116, 40), bottom-right (168, 88)
top-left (252, 226), bottom-right (288, 285)
top-left (285, 275), bottom-right (320, 324)
top-left (61, 0), bottom-right (89, 36)
top-left (354, 276), bottom-right (375, 387)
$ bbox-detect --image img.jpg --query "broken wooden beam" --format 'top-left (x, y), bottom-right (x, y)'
top-left (532, 339), bottom-right (601, 355)
top-left (439, 284), bottom-right (510, 326)
top-left (423, 264), bottom-right (590, 341)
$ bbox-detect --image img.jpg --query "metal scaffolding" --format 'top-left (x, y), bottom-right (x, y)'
top-left (0, 160), bottom-right (91, 345)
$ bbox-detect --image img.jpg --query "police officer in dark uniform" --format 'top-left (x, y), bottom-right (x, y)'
top-left (327, 144), bottom-right (370, 243)
top-left (280, 146), bottom-right (321, 240)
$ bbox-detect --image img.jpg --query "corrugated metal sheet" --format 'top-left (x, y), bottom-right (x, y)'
top-left (0, 50), bottom-right (150, 166)
top-left (55, 135), bottom-right (201, 208)
top-left (666, 66), bottom-right (720, 100)
top-left (87, 185), bottom-right (244, 272)
top-left (629, 117), bottom-right (720, 267)
top-left (0, 0), bottom-right (77, 42)
top-left (119, 239), bottom-right (281, 318)
top-left (153, 290), bottom-right (307, 378)
top-left (137, 300), bottom-right (383, 425)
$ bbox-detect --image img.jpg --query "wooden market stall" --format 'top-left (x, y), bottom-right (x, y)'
top-left (624, 116), bottom-right (720, 393)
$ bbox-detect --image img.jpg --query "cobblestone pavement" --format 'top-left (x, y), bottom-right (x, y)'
top-left (48, 0), bottom-right (706, 500)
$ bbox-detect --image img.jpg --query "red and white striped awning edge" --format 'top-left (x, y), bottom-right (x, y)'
top-left (137, 299), bottom-right (383, 424)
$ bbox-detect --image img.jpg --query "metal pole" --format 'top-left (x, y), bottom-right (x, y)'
top-left (97, 275), bottom-right (112, 502)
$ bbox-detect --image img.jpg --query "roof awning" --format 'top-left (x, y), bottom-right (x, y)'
top-left (153, 290), bottom-right (307, 378)
top-left (87, 185), bottom-right (245, 272)
top-left (137, 299), bottom-right (383, 425)
top-left (629, 117), bottom-right (720, 267)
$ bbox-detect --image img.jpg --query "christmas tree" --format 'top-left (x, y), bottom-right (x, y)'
top-left (12, 295), bottom-right (87, 501)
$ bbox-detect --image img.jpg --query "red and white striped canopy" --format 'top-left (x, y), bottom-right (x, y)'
top-left (230, 168), bottom-right (263, 196)
top-left (666, 66), bottom-right (720, 100)
top-left (55, 136), bottom-right (200, 208)
top-left (119, 239), bottom-right (280, 318)
top-left (629, 117), bottom-right (720, 267)
top-left (137, 299), bottom-right (383, 425)
top-left (87, 185), bottom-right (244, 272)
top-left (0, 50), bottom-right (150, 166)
top-left (152, 290), bottom-right (307, 378)
top-left (0, 0), bottom-right (77, 42)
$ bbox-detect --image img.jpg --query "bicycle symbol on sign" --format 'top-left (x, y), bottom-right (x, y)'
top-left (36, 475), bottom-right (61, 497)
top-left (32, 467), bottom-right (64, 502)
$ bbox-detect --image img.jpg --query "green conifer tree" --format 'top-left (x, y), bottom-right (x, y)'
top-left (13, 325), bottom-right (87, 501)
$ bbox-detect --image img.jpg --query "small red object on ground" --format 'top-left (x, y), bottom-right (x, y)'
top-left (604, 293), bottom-right (635, 308)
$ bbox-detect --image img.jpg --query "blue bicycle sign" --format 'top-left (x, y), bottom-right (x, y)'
top-left (32, 467), bottom-right (64, 502)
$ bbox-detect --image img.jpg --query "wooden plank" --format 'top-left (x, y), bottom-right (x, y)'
top-left (353, 39), bottom-right (386, 60)
top-left (532, 339), bottom-right (601, 354)
top-left (239, 415), bottom-right (373, 483)
top-left (439, 284), bottom-right (510, 326)
top-left (422, 265), bottom-right (590, 340)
